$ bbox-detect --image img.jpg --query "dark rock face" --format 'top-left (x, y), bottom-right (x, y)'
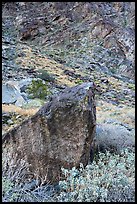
top-left (2, 82), bottom-right (96, 183)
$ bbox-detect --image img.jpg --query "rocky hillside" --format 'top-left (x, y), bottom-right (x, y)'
top-left (2, 2), bottom-right (135, 80)
top-left (2, 2), bottom-right (135, 202)
top-left (2, 1), bottom-right (135, 131)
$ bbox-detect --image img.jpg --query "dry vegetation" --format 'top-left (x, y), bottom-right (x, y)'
top-left (96, 101), bottom-right (135, 128)
top-left (2, 104), bottom-right (38, 116)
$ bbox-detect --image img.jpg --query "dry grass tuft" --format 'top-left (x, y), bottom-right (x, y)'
top-left (96, 100), bottom-right (135, 128)
top-left (2, 104), bottom-right (38, 116)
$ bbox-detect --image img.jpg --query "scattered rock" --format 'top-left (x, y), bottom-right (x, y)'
top-left (104, 118), bottom-right (134, 131)
top-left (18, 78), bottom-right (33, 91)
top-left (2, 112), bottom-right (11, 124)
top-left (7, 119), bottom-right (14, 125)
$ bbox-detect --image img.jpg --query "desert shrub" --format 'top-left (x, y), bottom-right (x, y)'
top-left (2, 177), bottom-right (20, 202)
top-left (56, 148), bottom-right (135, 202)
top-left (2, 177), bottom-right (14, 196)
top-left (26, 79), bottom-right (50, 100)
top-left (2, 176), bottom-right (56, 202)
top-left (2, 149), bottom-right (134, 202)
top-left (36, 69), bottom-right (55, 82)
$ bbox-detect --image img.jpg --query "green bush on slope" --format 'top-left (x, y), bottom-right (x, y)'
top-left (26, 79), bottom-right (50, 100)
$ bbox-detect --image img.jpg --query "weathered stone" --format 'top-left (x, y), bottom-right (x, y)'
top-left (2, 82), bottom-right (96, 183)
top-left (18, 78), bottom-right (33, 91)
top-left (2, 82), bottom-right (26, 105)
top-left (95, 123), bottom-right (135, 154)
top-left (2, 79), bottom-right (36, 106)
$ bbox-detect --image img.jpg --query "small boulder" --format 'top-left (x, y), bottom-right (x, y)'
top-left (2, 82), bottom-right (26, 105)
top-left (95, 123), bottom-right (135, 154)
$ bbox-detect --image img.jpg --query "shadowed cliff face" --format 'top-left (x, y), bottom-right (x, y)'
top-left (2, 82), bottom-right (96, 183)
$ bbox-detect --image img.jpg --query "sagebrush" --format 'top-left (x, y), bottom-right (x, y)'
top-left (2, 148), bottom-right (135, 202)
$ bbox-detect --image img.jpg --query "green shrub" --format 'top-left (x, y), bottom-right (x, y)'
top-left (56, 148), bottom-right (135, 202)
top-left (2, 177), bottom-right (20, 202)
top-left (36, 69), bottom-right (55, 82)
top-left (26, 79), bottom-right (50, 100)
top-left (2, 177), bottom-right (14, 196)
top-left (75, 79), bottom-right (83, 85)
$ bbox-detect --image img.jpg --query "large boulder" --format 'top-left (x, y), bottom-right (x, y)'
top-left (2, 82), bottom-right (96, 183)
